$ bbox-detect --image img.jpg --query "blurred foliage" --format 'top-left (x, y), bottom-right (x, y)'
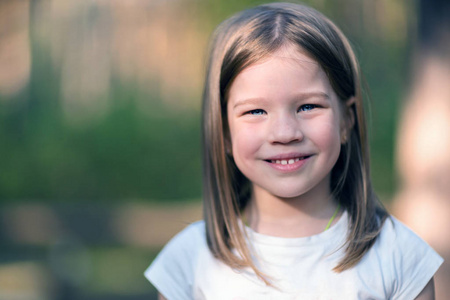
top-left (0, 45), bottom-right (202, 201)
top-left (0, 0), bottom-right (413, 203)
top-left (0, 86), bottom-right (202, 201)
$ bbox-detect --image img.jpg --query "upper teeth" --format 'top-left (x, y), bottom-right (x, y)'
top-left (273, 158), bottom-right (300, 165)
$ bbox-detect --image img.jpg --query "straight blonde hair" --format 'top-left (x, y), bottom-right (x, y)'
top-left (201, 2), bottom-right (388, 283)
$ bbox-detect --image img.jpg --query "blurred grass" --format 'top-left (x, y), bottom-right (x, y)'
top-left (84, 246), bottom-right (159, 296)
top-left (0, 200), bottom-right (202, 299)
top-left (0, 245), bottom-right (160, 300)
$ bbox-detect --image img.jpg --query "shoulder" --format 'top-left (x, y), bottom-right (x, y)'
top-left (152, 220), bottom-right (206, 261)
top-left (376, 216), bottom-right (441, 262)
top-left (144, 220), bottom-right (207, 300)
top-left (379, 215), bottom-right (424, 243)
top-left (371, 216), bottom-right (443, 299)
top-left (163, 220), bottom-right (206, 252)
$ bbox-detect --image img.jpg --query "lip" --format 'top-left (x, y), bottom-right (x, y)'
top-left (264, 152), bottom-right (313, 172)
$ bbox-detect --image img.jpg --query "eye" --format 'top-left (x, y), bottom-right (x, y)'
top-left (246, 109), bottom-right (265, 116)
top-left (298, 104), bottom-right (318, 112)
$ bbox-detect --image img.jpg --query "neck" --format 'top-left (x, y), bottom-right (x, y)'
top-left (244, 181), bottom-right (340, 237)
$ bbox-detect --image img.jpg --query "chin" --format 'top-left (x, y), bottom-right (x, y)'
top-left (269, 189), bottom-right (311, 200)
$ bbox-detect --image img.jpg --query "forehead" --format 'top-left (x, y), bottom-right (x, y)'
top-left (227, 44), bottom-right (337, 103)
top-left (249, 44), bottom-right (319, 72)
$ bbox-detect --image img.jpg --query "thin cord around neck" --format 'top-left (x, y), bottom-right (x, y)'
top-left (324, 203), bottom-right (341, 231)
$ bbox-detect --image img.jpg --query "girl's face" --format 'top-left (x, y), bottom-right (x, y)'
top-left (226, 45), bottom-right (346, 202)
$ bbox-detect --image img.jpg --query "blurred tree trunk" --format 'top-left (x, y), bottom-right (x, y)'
top-left (394, 0), bottom-right (450, 298)
top-left (0, 0), bottom-right (31, 97)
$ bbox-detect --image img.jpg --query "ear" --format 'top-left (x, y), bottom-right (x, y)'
top-left (345, 97), bottom-right (356, 129)
top-left (341, 97), bottom-right (356, 144)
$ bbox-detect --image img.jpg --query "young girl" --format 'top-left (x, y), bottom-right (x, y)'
top-left (145, 3), bottom-right (443, 299)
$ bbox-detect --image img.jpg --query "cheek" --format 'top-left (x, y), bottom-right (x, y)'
top-left (231, 127), bottom-right (260, 157)
top-left (306, 117), bottom-right (342, 150)
top-left (229, 122), bottom-right (265, 163)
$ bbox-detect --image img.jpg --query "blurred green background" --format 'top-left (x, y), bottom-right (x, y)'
top-left (0, 0), bottom-right (416, 299)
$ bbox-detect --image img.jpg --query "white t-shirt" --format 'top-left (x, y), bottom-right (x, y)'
top-left (145, 211), bottom-right (443, 300)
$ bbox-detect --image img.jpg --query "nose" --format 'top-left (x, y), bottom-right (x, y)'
top-left (268, 113), bottom-right (303, 144)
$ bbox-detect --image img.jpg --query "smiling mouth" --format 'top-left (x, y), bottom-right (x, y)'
top-left (266, 156), bottom-right (311, 165)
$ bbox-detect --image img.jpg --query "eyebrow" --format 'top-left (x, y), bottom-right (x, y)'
top-left (232, 92), bottom-right (330, 109)
top-left (233, 98), bottom-right (267, 109)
